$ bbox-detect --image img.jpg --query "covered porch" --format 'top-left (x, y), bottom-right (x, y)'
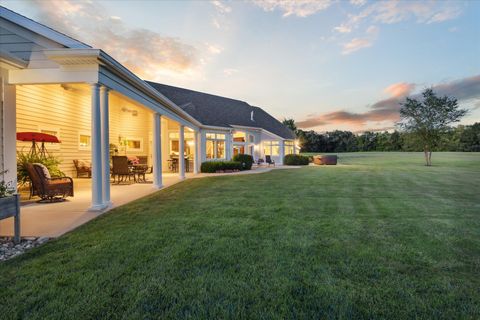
top-left (0, 173), bottom-right (194, 238)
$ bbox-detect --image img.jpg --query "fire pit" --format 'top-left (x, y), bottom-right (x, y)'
top-left (313, 155), bottom-right (337, 165)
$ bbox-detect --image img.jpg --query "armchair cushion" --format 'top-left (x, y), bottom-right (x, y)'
top-left (33, 163), bottom-right (51, 179)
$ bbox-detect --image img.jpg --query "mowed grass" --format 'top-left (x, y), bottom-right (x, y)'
top-left (1, 152), bottom-right (479, 319)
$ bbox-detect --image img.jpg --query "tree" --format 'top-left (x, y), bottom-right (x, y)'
top-left (282, 118), bottom-right (297, 134)
top-left (398, 89), bottom-right (467, 166)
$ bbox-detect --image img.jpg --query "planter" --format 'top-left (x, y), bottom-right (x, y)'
top-left (0, 194), bottom-right (20, 243)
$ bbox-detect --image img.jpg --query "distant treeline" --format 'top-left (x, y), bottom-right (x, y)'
top-left (295, 123), bottom-right (480, 153)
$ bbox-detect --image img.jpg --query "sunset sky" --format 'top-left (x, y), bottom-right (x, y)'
top-left (2, 0), bottom-right (480, 132)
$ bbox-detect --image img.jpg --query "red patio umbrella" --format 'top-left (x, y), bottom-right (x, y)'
top-left (16, 132), bottom-right (61, 158)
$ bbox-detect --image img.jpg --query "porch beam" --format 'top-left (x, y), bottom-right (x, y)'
top-left (152, 113), bottom-right (163, 188)
top-left (100, 86), bottom-right (111, 206)
top-left (90, 83), bottom-right (105, 211)
top-left (179, 125), bottom-right (185, 180)
top-left (8, 68), bottom-right (99, 85)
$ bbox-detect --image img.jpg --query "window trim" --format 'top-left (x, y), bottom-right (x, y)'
top-left (78, 132), bottom-right (91, 151)
top-left (206, 132), bottom-right (226, 160)
top-left (126, 137), bottom-right (143, 152)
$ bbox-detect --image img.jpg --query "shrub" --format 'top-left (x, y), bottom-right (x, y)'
top-left (232, 154), bottom-right (253, 170)
top-left (200, 161), bottom-right (242, 173)
top-left (16, 151), bottom-right (64, 186)
top-left (284, 154), bottom-right (309, 165)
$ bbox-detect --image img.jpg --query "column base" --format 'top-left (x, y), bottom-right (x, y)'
top-left (88, 203), bottom-right (109, 212)
top-left (153, 184), bottom-right (164, 189)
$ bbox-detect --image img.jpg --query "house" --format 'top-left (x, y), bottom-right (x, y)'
top-left (0, 6), bottom-right (296, 211)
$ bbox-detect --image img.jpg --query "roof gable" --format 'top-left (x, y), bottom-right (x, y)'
top-left (0, 6), bottom-right (90, 49)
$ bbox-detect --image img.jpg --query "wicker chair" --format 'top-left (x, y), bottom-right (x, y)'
top-left (73, 159), bottom-right (91, 178)
top-left (26, 163), bottom-right (74, 202)
top-left (112, 156), bottom-right (135, 183)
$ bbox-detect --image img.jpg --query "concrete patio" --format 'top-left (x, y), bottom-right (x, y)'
top-left (0, 166), bottom-right (298, 238)
top-left (0, 173), bottom-right (187, 238)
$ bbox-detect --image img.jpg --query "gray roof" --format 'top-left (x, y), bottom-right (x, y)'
top-left (146, 81), bottom-right (295, 139)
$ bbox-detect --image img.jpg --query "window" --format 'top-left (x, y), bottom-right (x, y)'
top-left (285, 140), bottom-right (294, 155)
top-left (206, 132), bottom-right (226, 159)
top-left (79, 133), bottom-right (91, 150)
top-left (126, 137), bottom-right (143, 152)
top-left (248, 134), bottom-right (255, 143)
top-left (233, 132), bottom-right (246, 142)
top-left (264, 140), bottom-right (280, 156)
top-left (169, 132), bottom-right (193, 156)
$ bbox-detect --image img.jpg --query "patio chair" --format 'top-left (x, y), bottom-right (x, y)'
top-left (112, 156), bottom-right (135, 183)
top-left (73, 159), bottom-right (91, 178)
top-left (265, 155), bottom-right (275, 166)
top-left (26, 163), bottom-right (74, 202)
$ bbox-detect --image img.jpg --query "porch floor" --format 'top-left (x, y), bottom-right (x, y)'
top-left (0, 173), bottom-right (189, 238)
top-left (0, 166), bottom-right (297, 238)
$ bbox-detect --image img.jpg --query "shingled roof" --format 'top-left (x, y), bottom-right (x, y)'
top-left (146, 81), bottom-right (295, 139)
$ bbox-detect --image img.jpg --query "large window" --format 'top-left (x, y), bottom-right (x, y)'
top-left (264, 141), bottom-right (280, 156)
top-left (206, 133), bottom-right (226, 159)
top-left (284, 140), bottom-right (294, 155)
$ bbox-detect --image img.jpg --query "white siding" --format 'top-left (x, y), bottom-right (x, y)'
top-left (15, 84), bottom-right (154, 177)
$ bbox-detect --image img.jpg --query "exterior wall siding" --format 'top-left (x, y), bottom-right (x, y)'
top-left (15, 84), bottom-right (154, 177)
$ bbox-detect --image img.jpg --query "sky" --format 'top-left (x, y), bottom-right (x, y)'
top-left (2, 0), bottom-right (480, 132)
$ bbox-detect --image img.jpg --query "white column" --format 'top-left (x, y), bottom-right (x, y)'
top-left (152, 113), bottom-right (163, 188)
top-left (1, 78), bottom-right (17, 187)
top-left (193, 130), bottom-right (199, 174)
top-left (200, 130), bottom-right (206, 163)
top-left (100, 86), bottom-right (111, 206)
top-left (178, 125), bottom-right (185, 179)
top-left (225, 132), bottom-right (232, 160)
top-left (279, 140), bottom-right (285, 165)
top-left (90, 83), bottom-right (104, 210)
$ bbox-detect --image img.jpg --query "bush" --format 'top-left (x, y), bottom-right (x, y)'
top-left (200, 161), bottom-right (242, 173)
top-left (232, 154), bottom-right (254, 170)
top-left (284, 154), bottom-right (309, 165)
top-left (16, 151), bottom-right (64, 186)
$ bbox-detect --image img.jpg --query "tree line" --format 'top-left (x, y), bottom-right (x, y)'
top-left (288, 123), bottom-right (480, 153)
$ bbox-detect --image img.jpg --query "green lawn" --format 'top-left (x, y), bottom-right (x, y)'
top-left (1, 152), bottom-right (479, 319)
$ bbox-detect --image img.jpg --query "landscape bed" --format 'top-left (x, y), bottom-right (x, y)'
top-left (0, 152), bottom-right (479, 319)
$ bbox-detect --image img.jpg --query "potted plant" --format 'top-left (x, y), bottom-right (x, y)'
top-left (0, 170), bottom-right (20, 243)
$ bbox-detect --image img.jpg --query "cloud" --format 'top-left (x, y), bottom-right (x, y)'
top-left (252, 0), bottom-right (334, 17)
top-left (223, 68), bottom-right (239, 76)
top-left (296, 75), bottom-right (480, 129)
top-left (206, 43), bottom-right (224, 54)
top-left (212, 18), bottom-right (221, 29)
top-left (334, 0), bottom-right (463, 54)
top-left (384, 82), bottom-right (416, 97)
top-left (350, 0), bottom-right (367, 6)
top-left (342, 0), bottom-right (462, 29)
top-left (333, 24), bottom-right (352, 33)
top-left (211, 0), bottom-right (232, 14)
top-left (29, 0), bottom-right (197, 79)
top-left (341, 25), bottom-right (378, 54)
